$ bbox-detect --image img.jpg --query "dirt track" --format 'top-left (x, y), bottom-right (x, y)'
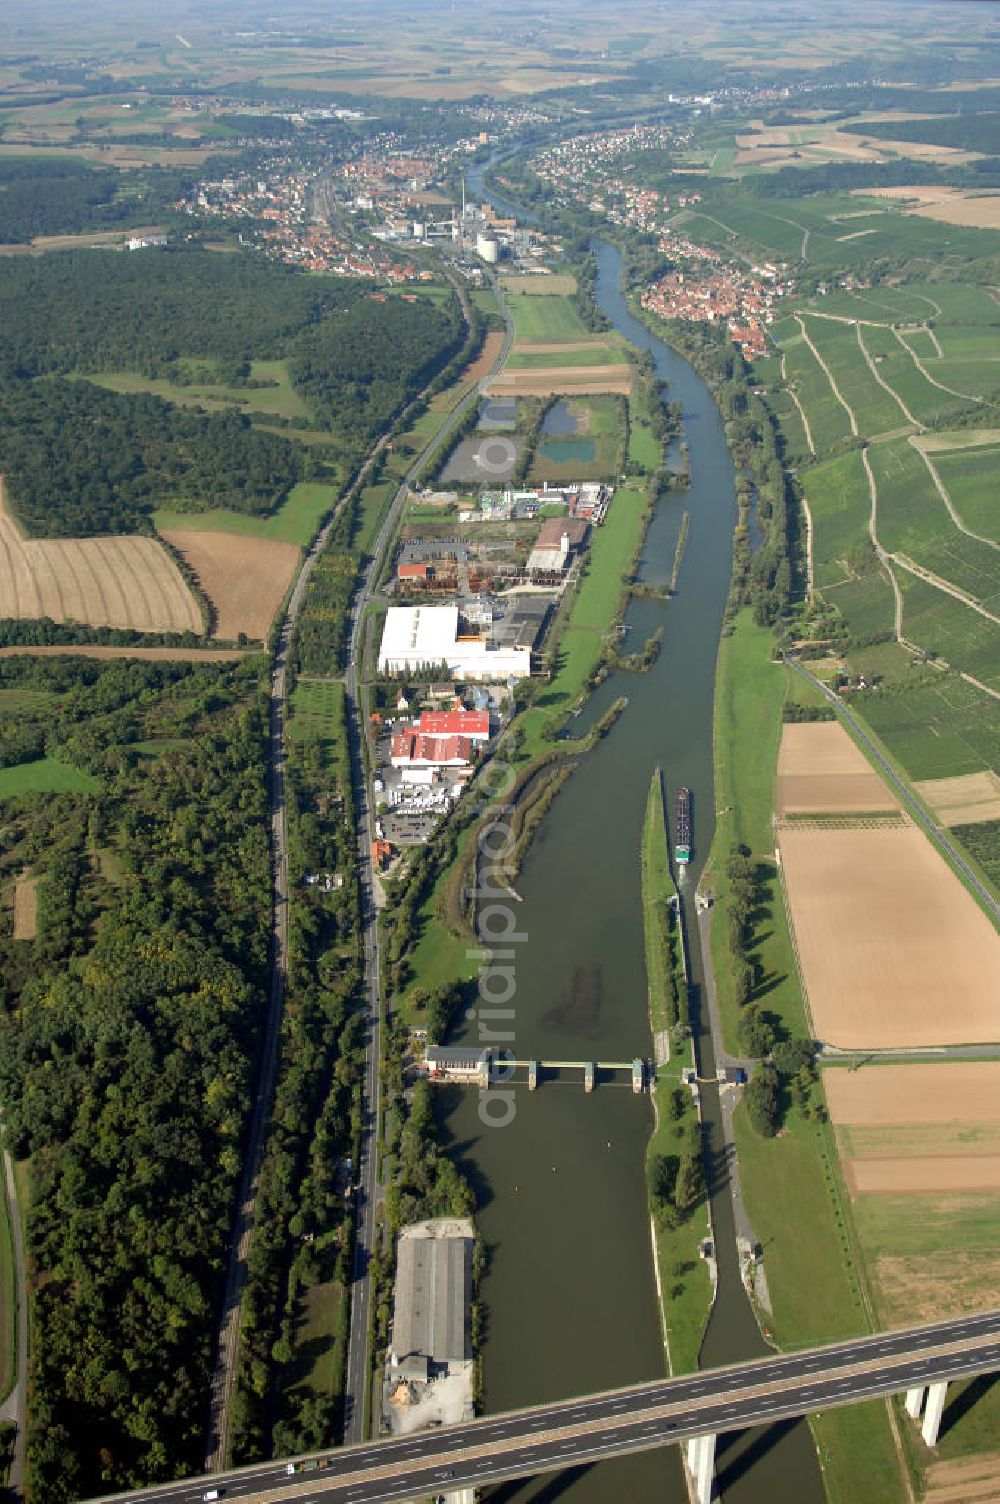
top-left (161, 529), bottom-right (300, 641)
top-left (0, 646), bottom-right (251, 662)
top-left (12, 871), bottom-right (36, 941)
top-left (778, 824), bottom-right (1000, 1047)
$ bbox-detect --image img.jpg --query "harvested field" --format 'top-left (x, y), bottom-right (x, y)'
top-left (0, 646), bottom-right (250, 662)
top-left (868, 1237), bottom-right (1000, 1327)
top-left (486, 364), bottom-right (631, 398)
top-left (915, 770), bottom-right (1000, 827)
top-left (778, 825), bottom-right (1000, 1047)
top-left (13, 869), bottom-right (36, 940)
top-left (845, 1157), bottom-right (1000, 1196)
top-left (914, 430), bottom-right (1000, 453)
top-left (501, 274), bottom-right (578, 296)
top-left (161, 528), bottom-right (300, 641)
top-left (776, 721), bottom-right (900, 816)
top-left (853, 185), bottom-right (1000, 229)
top-left (0, 478), bottom-right (203, 635)
top-left (826, 1062), bottom-right (1000, 1125)
top-left (923, 1452), bottom-right (1000, 1504)
top-left (511, 340), bottom-right (611, 355)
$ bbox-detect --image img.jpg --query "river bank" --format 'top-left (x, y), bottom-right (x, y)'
top-left (414, 172), bottom-right (827, 1495)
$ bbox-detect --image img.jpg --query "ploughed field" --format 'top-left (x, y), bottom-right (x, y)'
top-left (0, 476), bottom-right (203, 635)
top-left (776, 723), bottom-right (1000, 1048)
top-left (777, 720), bottom-right (900, 816)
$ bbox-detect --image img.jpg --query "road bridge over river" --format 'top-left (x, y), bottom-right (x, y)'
top-left (92, 1310), bottom-right (1000, 1504)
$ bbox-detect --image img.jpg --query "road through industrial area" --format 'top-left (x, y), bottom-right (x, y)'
top-left (97, 1311), bottom-right (1000, 1504)
top-left (341, 268), bottom-right (513, 1442)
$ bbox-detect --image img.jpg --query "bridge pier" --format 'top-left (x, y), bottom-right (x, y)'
top-left (684, 1432), bottom-right (716, 1504)
top-left (921, 1380), bottom-right (948, 1447)
top-left (904, 1385), bottom-right (926, 1419)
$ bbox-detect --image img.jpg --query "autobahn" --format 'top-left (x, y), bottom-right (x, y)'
top-left (99, 1310), bottom-right (1000, 1504)
top-left (339, 266), bottom-right (514, 1443)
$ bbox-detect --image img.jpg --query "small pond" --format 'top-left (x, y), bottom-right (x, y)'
top-left (541, 400), bottom-right (579, 437)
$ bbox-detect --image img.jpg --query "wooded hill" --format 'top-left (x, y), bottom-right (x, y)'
top-left (0, 250), bottom-right (462, 536)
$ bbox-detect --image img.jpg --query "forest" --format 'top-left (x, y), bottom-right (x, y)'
top-left (0, 158), bottom-right (193, 244)
top-left (0, 378), bottom-right (310, 535)
top-left (230, 687), bottom-right (364, 1462)
top-left (0, 654), bottom-right (273, 1499)
top-left (0, 250), bottom-right (462, 537)
top-left (841, 112), bottom-right (1000, 155)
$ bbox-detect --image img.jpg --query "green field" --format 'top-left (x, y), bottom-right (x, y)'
top-left (516, 486), bottom-right (650, 757)
top-left (870, 439), bottom-right (1000, 611)
top-left (707, 612), bottom-right (805, 1048)
top-left (933, 446), bottom-right (1000, 543)
top-left (775, 325), bottom-right (854, 454)
top-left (853, 1192), bottom-right (1000, 1332)
top-left (507, 343), bottom-right (617, 368)
top-left (506, 292), bottom-right (589, 343)
top-left (856, 324), bottom-right (974, 426)
top-left (86, 357), bottom-right (316, 423)
top-left (0, 758), bottom-right (98, 798)
top-left (679, 194), bottom-right (1000, 268)
top-left (289, 678), bottom-right (345, 752)
top-left (800, 316), bottom-right (909, 438)
top-left (280, 1275), bottom-right (348, 1421)
top-left (154, 480), bottom-right (341, 546)
top-left (897, 570), bottom-right (1000, 690)
top-left (354, 481), bottom-right (396, 558)
top-left (858, 669), bottom-right (1000, 779)
top-left (803, 448), bottom-right (871, 589)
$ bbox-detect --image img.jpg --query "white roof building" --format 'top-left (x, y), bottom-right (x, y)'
top-left (377, 606), bottom-right (531, 681)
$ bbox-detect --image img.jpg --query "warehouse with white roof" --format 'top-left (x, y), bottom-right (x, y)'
top-left (377, 604), bottom-right (531, 681)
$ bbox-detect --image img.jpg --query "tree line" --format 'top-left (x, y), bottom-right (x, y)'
top-left (229, 696), bottom-right (365, 1463)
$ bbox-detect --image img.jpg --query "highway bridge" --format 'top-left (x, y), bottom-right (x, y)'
top-left (92, 1310), bottom-right (1000, 1504)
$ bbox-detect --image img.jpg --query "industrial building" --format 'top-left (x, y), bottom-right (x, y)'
top-left (418, 709), bottom-right (490, 741)
top-left (385, 1218), bottom-right (476, 1436)
top-left (424, 1046), bottom-right (493, 1084)
top-left (377, 605), bottom-right (532, 681)
top-left (527, 517), bottom-right (590, 575)
top-left (390, 1218), bottom-right (474, 1378)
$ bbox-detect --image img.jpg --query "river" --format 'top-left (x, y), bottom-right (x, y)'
top-left (441, 165), bottom-right (825, 1502)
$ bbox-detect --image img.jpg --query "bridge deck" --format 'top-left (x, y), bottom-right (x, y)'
top-left (90, 1311), bottom-right (1000, 1504)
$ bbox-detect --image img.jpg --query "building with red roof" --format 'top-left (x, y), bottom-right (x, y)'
top-left (417, 709), bottom-right (490, 742)
top-left (390, 731), bottom-right (474, 768)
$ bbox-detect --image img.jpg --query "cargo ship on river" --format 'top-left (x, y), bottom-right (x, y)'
top-left (674, 785), bottom-right (692, 872)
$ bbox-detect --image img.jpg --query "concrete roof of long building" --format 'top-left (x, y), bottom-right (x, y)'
top-left (393, 1224), bottom-right (472, 1366)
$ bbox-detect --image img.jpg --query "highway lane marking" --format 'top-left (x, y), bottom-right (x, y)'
top-left (100, 1328), bottom-right (1000, 1504)
top-left (280, 1343), bottom-right (1000, 1500)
